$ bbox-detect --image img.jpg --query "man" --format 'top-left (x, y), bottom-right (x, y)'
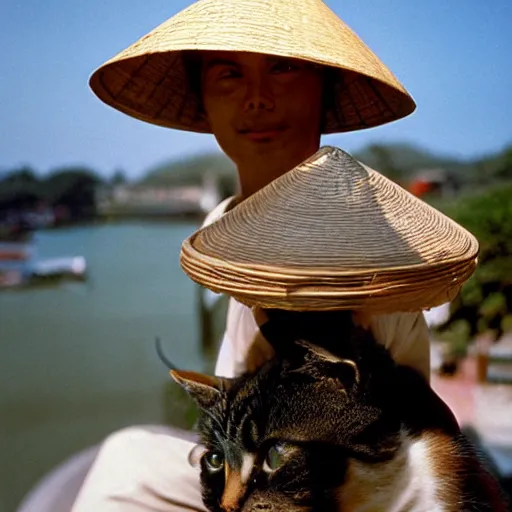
top-left (71, 0), bottom-right (459, 510)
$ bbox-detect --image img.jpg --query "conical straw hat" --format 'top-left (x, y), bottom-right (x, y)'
top-left (89, 0), bottom-right (415, 134)
top-left (180, 146), bottom-right (479, 313)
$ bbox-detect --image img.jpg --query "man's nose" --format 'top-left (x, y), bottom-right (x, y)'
top-left (243, 78), bottom-right (275, 111)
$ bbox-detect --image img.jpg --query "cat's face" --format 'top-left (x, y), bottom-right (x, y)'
top-left (194, 436), bottom-right (348, 512)
top-left (172, 338), bottom-right (403, 512)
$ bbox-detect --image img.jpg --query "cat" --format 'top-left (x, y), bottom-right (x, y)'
top-left (171, 309), bottom-right (508, 512)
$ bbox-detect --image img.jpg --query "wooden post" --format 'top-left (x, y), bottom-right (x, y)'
top-left (197, 284), bottom-right (213, 353)
top-left (196, 284), bottom-right (228, 361)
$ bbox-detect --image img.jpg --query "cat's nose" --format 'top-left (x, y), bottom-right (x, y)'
top-left (222, 469), bottom-right (244, 511)
top-left (222, 496), bottom-right (241, 511)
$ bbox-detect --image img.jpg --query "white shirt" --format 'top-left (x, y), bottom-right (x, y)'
top-left (201, 197), bottom-right (431, 381)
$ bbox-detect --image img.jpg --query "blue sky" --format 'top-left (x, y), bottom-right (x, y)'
top-left (1, 0), bottom-right (511, 179)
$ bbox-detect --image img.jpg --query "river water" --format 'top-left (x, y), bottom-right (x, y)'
top-left (0, 222), bottom-right (221, 511)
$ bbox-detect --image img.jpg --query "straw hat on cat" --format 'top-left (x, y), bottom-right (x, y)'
top-left (181, 147), bottom-right (479, 314)
top-left (89, 0), bottom-right (415, 134)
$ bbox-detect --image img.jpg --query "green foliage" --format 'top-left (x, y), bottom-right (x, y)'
top-left (433, 182), bottom-right (512, 348)
top-left (0, 166), bottom-right (102, 221)
top-left (502, 315), bottom-right (512, 332)
top-left (353, 141), bottom-right (512, 187)
top-left (110, 170), bottom-right (127, 186)
top-left (470, 145), bottom-right (512, 184)
top-left (42, 167), bottom-right (101, 201)
top-left (437, 318), bottom-right (471, 347)
top-left (0, 166), bottom-right (42, 207)
top-left (1, 166), bottom-right (39, 185)
top-left (479, 292), bottom-right (507, 319)
top-left (441, 184), bottom-right (512, 271)
top-left (494, 147), bottom-right (512, 180)
top-left (353, 142), bottom-right (469, 183)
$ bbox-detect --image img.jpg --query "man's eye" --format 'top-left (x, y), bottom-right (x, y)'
top-left (218, 68), bottom-right (240, 79)
top-left (271, 61), bottom-right (299, 74)
top-left (203, 451), bottom-right (224, 472)
top-left (263, 443), bottom-right (287, 472)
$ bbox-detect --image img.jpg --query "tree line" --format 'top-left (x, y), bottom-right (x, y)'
top-left (0, 166), bottom-right (104, 223)
top-left (2, 141), bottom-right (511, 220)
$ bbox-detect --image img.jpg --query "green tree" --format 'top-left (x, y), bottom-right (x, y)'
top-left (366, 144), bottom-right (403, 181)
top-left (494, 146), bottom-right (512, 180)
top-left (43, 167), bottom-right (103, 220)
top-left (110, 169), bottom-right (128, 186)
top-left (0, 167), bottom-right (43, 212)
top-left (434, 182), bottom-right (512, 348)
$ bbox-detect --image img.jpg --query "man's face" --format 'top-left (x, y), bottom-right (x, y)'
top-left (200, 51), bottom-right (325, 169)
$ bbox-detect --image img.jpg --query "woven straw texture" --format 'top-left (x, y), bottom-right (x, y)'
top-left (180, 146), bottom-right (479, 313)
top-left (89, 0), bottom-right (415, 134)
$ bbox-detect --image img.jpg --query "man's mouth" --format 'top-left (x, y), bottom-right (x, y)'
top-left (239, 125), bottom-right (286, 142)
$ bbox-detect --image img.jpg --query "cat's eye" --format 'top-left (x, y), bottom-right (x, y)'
top-left (203, 451), bottom-right (224, 472)
top-left (263, 443), bottom-right (287, 472)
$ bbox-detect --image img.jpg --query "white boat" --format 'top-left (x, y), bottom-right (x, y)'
top-left (0, 255), bottom-right (87, 289)
top-left (29, 256), bottom-right (87, 280)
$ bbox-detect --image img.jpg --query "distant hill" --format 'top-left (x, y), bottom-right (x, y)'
top-left (353, 141), bottom-right (512, 185)
top-left (352, 142), bottom-right (478, 182)
top-left (140, 152), bottom-right (237, 185)
top-left (139, 152), bottom-right (238, 197)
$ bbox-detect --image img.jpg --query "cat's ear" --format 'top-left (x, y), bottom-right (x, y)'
top-left (292, 339), bottom-right (360, 389)
top-left (170, 370), bottom-right (231, 409)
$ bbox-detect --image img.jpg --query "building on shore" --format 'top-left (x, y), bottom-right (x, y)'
top-left (95, 173), bottom-right (222, 219)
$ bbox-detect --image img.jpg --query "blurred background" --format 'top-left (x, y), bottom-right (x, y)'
top-left (1, 0), bottom-right (512, 510)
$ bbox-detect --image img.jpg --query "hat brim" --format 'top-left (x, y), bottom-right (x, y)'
top-left (89, 0), bottom-right (416, 134)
